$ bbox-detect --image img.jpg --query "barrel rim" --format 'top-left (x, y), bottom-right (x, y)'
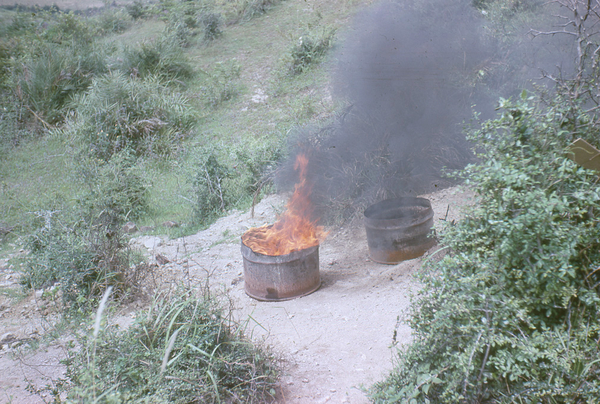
top-left (364, 196), bottom-right (432, 220)
top-left (240, 238), bottom-right (319, 263)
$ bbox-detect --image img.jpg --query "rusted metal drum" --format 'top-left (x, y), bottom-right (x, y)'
top-left (364, 197), bottom-right (436, 264)
top-left (240, 240), bottom-right (321, 301)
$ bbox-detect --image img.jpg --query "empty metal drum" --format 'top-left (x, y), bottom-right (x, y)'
top-left (364, 197), bottom-right (435, 264)
top-left (240, 240), bottom-right (320, 301)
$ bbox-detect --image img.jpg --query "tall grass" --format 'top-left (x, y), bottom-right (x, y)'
top-left (67, 286), bottom-right (278, 403)
top-left (63, 71), bottom-right (196, 161)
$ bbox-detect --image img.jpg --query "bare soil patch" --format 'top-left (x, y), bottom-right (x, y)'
top-left (0, 185), bottom-right (473, 404)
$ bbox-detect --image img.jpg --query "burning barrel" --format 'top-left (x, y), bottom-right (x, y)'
top-left (240, 153), bottom-right (327, 301)
top-left (241, 232), bottom-right (320, 301)
top-left (364, 197), bottom-right (435, 264)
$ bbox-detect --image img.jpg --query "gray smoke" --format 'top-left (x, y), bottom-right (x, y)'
top-left (276, 0), bottom-right (577, 223)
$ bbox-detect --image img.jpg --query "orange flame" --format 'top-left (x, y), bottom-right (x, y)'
top-left (242, 153), bottom-right (328, 256)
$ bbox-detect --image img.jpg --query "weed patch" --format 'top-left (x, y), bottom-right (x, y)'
top-left (199, 59), bottom-right (242, 107)
top-left (63, 72), bottom-right (195, 161)
top-left (284, 27), bottom-right (336, 76)
top-left (66, 286), bottom-right (278, 403)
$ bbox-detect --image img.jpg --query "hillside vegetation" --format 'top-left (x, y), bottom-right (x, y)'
top-left (2, 0), bottom-right (600, 402)
top-left (371, 0), bottom-right (600, 402)
top-left (0, 0), bottom-right (365, 401)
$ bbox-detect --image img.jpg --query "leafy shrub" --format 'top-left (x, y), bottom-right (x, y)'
top-left (238, 0), bottom-right (281, 22)
top-left (285, 27), bottom-right (336, 75)
top-left (16, 43), bottom-right (108, 125)
top-left (97, 7), bottom-right (133, 34)
top-left (370, 93), bottom-right (600, 403)
top-left (4, 11), bottom-right (35, 35)
top-left (22, 150), bottom-right (150, 312)
top-left (161, 0), bottom-right (222, 45)
top-left (232, 137), bottom-right (282, 200)
top-left (200, 10), bottom-right (223, 41)
top-left (67, 286), bottom-right (278, 403)
top-left (66, 72), bottom-right (195, 160)
top-left (0, 100), bottom-right (30, 159)
top-left (126, 0), bottom-right (149, 20)
top-left (200, 59), bottom-right (242, 107)
top-left (120, 35), bottom-right (195, 81)
top-left (165, 17), bottom-right (195, 47)
top-left (192, 147), bottom-right (232, 225)
top-left (43, 11), bottom-right (97, 44)
top-left (78, 150), bottom-right (150, 223)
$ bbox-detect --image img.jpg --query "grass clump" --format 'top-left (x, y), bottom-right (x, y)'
top-left (192, 146), bottom-right (232, 225)
top-left (200, 59), bottom-right (242, 107)
top-left (65, 71), bottom-right (195, 161)
top-left (15, 42), bottom-right (109, 126)
top-left (67, 286), bottom-right (278, 403)
top-left (236, 0), bottom-right (283, 22)
top-left (97, 7), bottom-right (134, 35)
top-left (120, 35), bottom-right (196, 82)
top-left (285, 27), bottom-right (336, 75)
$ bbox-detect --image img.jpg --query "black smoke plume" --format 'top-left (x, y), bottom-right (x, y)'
top-left (276, 0), bottom-right (573, 223)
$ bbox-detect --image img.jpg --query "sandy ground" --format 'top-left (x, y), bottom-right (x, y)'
top-left (0, 185), bottom-right (473, 403)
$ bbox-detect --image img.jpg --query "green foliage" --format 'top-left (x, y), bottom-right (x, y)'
top-left (127, 0), bottom-right (150, 20)
top-left (78, 150), bottom-right (150, 223)
top-left (159, 0), bottom-right (223, 45)
top-left (190, 137), bottom-right (282, 225)
top-left (200, 10), bottom-right (223, 41)
top-left (66, 72), bottom-right (195, 161)
top-left (371, 93), bottom-right (600, 403)
top-left (21, 150), bottom-right (150, 313)
top-left (16, 42), bottom-right (108, 125)
top-left (120, 34), bottom-right (195, 81)
top-left (0, 40), bottom-right (11, 87)
top-left (67, 286), bottom-right (278, 403)
top-left (43, 11), bottom-right (97, 44)
top-left (97, 7), bottom-right (133, 34)
top-left (285, 27), bottom-right (336, 75)
top-left (237, 0), bottom-right (282, 22)
top-left (192, 147), bottom-right (232, 225)
top-left (232, 137), bottom-right (282, 199)
top-left (200, 60), bottom-right (242, 107)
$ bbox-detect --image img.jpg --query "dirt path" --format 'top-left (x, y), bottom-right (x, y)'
top-left (134, 185), bottom-right (473, 403)
top-left (0, 185), bottom-right (472, 403)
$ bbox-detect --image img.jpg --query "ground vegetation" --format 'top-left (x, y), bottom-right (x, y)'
top-left (371, 0), bottom-right (600, 402)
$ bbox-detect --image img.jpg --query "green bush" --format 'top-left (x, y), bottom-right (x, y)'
top-left (67, 286), bottom-right (278, 403)
top-left (238, 0), bottom-right (281, 22)
top-left (43, 11), bottom-right (97, 44)
top-left (285, 27), bottom-right (335, 75)
top-left (120, 34), bottom-right (195, 81)
top-left (78, 150), bottom-right (150, 223)
top-left (97, 7), bottom-right (133, 34)
top-left (127, 0), bottom-right (150, 20)
top-left (200, 10), bottom-right (223, 41)
top-left (16, 42), bottom-right (108, 125)
top-left (192, 147), bottom-right (232, 225)
top-left (232, 137), bottom-right (282, 200)
top-left (66, 71), bottom-right (195, 160)
top-left (200, 59), bottom-right (242, 107)
top-left (370, 93), bottom-right (600, 403)
top-left (22, 150), bottom-right (150, 312)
